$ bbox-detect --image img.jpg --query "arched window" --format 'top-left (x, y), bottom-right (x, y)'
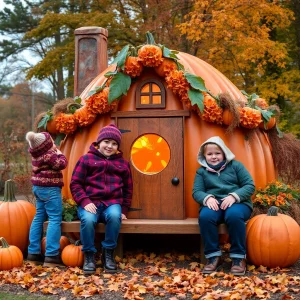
top-left (136, 79), bottom-right (166, 108)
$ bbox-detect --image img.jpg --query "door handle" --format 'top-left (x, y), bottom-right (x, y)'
top-left (171, 177), bottom-right (180, 186)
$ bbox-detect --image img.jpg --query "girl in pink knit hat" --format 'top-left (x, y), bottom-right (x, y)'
top-left (25, 131), bottom-right (68, 267)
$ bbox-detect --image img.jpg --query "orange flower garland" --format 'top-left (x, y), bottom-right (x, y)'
top-left (165, 70), bottom-right (190, 97)
top-left (201, 95), bottom-right (223, 124)
top-left (55, 113), bottom-right (78, 134)
top-left (124, 56), bottom-right (143, 78)
top-left (154, 58), bottom-right (177, 77)
top-left (73, 106), bottom-right (97, 127)
top-left (255, 98), bottom-right (268, 109)
top-left (239, 107), bottom-right (262, 129)
top-left (85, 87), bottom-right (117, 114)
top-left (138, 45), bottom-right (163, 67)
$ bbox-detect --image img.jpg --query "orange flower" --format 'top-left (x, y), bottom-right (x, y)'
top-left (165, 70), bottom-right (190, 96)
top-left (239, 107), bottom-right (262, 129)
top-left (85, 88), bottom-right (117, 114)
top-left (154, 58), bottom-right (177, 77)
top-left (201, 95), bottom-right (223, 124)
top-left (55, 113), bottom-right (78, 134)
top-left (255, 98), bottom-right (268, 109)
top-left (124, 56), bottom-right (143, 78)
top-left (73, 106), bottom-right (97, 127)
top-left (138, 44), bottom-right (163, 67)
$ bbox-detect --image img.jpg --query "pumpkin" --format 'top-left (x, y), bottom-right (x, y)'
top-left (60, 52), bottom-right (276, 218)
top-left (222, 109), bottom-right (234, 126)
top-left (259, 117), bottom-right (276, 130)
top-left (46, 118), bottom-right (59, 134)
top-left (246, 206), bottom-right (300, 268)
top-left (0, 180), bottom-right (36, 253)
top-left (41, 236), bottom-right (71, 254)
top-left (61, 240), bottom-right (84, 267)
top-left (0, 237), bottom-right (23, 270)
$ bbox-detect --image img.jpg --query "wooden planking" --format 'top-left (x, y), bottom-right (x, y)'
top-left (44, 219), bottom-right (229, 235)
top-left (112, 110), bottom-right (190, 118)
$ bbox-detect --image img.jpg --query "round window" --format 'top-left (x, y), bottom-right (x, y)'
top-left (131, 134), bottom-right (170, 175)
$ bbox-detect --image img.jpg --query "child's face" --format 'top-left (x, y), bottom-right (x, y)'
top-left (98, 139), bottom-right (118, 157)
top-left (203, 143), bottom-right (224, 165)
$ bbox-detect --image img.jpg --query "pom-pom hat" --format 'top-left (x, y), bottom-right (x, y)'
top-left (96, 124), bottom-right (122, 147)
top-left (26, 131), bottom-right (53, 152)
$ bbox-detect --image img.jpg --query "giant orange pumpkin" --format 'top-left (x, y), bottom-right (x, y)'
top-left (246, 206), bottom-right (300, 268)
top-left (60, 52), bottom-right (276, 218)
top-left (0, 180), bottom-right (36, 253)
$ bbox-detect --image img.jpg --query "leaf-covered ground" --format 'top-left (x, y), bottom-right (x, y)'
top-left (0, 251), bottom-right (299, 300)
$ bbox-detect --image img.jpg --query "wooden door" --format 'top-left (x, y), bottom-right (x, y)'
top-left (117, 117), bottom-right (184, 220)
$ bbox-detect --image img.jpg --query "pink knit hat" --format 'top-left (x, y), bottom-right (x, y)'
top-left (96, 124), bottom-right (122, 146)
top-left (26, 131), bottom-right (53, 151)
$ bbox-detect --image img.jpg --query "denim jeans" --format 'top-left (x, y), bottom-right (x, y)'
top-left (199, 203), bottom-right (252, 259)
top-left (77, 203), bottom-right (122, 253)
top-left (28, 186), bottom-right (62, 256)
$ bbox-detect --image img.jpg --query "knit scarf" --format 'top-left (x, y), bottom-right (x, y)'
top-left (207, 160), bottom-right (226, 171)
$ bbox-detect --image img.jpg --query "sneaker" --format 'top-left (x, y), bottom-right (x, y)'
top-left (202, 256), bottom-right (223, 274)
top-left (230, 258), bottom-right (246, 276)
top-left (26, 254), bottom-right (44, 265)
top-left (43, 254), bottom-right (64, 267)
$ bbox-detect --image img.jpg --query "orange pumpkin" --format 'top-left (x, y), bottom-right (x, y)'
top-left (246, 206), bottom-right (300, 268)
top-left (61, 240), bottom-right (84, 267)
top-left (41, 236), bottom-right (71, 254)
top-left (0, 180), bottom-right (36, 253)
top-left (259, 117), bottom-right (276, 130)
top-left (0, 237), bottom-right (23, 270)
top-left (222, 109), bottom-right (234, 126)
top-left (60, 52), bottom-right (276, 218)
top-left (46, 118), bottom-right (59, 134)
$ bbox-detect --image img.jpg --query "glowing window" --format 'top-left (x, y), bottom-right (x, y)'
top-left (136, 79), bottom-right (166, 108)
top-left (131, 134), bottom-right (170, 175)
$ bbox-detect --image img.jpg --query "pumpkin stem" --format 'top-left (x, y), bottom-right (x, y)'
top-left (267, 206), bottom-right (279, 216)
top-left (3, 180), bottom-right (17, 202)
top-left (0, 237), bottom-right (10, 248)
top-left (74, 240), bottom-right (82, 246)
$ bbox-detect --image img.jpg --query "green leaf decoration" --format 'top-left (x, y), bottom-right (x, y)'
top-left (276, 125), bottom-right (283, 138)
top-left (112, 44), bottom-right (129, 70)
top-left (260, 109), bottom-right (274, 122)
top-left (74, 96), bottom-right (81, 104)
top-left (188, 89), bottom-right (204, 112)
top-left (177, 61), bottom-right (185, 71)
top-left (249, 93), bottom-right (259, 101)
top-left (108, 72), bottom-right (131, 104)
top-left (185, 73), bottom-right (208, 92)
top-left (162, 46), bottom-right (179, 60)
top-left (55, 133), bottom-right (66, 146)
top-left (37, 111), bottom-right (52, 129)
top-left (146, 31), bottom-right (156, 45)
top-left (240, 90), bottom-right (249, 97)
top-left (104, 70), bottom-right (118, 78)
top-left (87, 84), bottom-right (105, 97)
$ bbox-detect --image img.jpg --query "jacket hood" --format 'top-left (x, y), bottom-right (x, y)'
top-left (197, 136), bottom-right (235, 167)
top-left (88, 142), bottom-right (123, 159)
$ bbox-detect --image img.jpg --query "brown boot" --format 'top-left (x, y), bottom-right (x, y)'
top-left (202, 256), bottom-right (223, 274)
top-left (230, 258), bottom-right (246, 276)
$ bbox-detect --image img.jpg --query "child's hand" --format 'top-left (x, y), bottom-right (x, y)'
top-left (121, 214), bottom-right (127, 220)
top-left (220, 195), bottom-right (236, 210)
top-left (56, 149), bottom-right (62, 155)
top-left (206, 197), bottom-right (219, 211)
top-left (84, 203), bottom-right (97, 214)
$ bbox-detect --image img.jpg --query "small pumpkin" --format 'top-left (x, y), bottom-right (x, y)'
top-left (0, 237), bottom-right (23, 270)
top-left (0, 180), bottom-right (36, 253)
top-left (259, 117), bottom-right (276, 130)
top-left (246, 206), bottom-right (300, 268)
top-left (61, 240), bottom-right (84, 267)
top-left (41, 236), bottom-right (71, 255)
top-left (46, 118), bottom-right (59, 134)
top-left (222, 109), bottom-right (234, 126)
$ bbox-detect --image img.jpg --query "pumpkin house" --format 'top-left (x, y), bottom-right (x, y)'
top-left (46, 27), bottom-right (277, 221)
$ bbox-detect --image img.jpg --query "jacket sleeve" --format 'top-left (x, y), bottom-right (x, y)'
top-left (121, 161), bottom-right (133, 216)
top-left (229, 161), bottom-right (255, 203)
top-left (70, 156), bottom-right (92, 208)
top-left (44, 151), bottom-right (68, 170)
top-left (192, 169), bottom-right (214, 206)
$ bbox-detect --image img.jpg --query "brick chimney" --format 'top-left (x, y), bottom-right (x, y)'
top-left (74, 27), bottom-right (108, 97)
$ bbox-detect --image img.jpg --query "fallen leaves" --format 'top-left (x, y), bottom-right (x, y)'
top-left (0, 252), bottom-right (299, 299)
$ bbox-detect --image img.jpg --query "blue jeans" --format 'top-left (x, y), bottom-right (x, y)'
top-left (28, 186), bottom-right (62, 256)
top-left (199, 203), bottom-right (252, 259)
top-left (78, 203), bottom-right (122, 253)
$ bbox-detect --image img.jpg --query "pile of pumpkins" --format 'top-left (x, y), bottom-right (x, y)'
top-left (0, 179), bottom-right (299, 270)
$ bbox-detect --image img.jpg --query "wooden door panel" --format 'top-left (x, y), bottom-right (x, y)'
top-left (118, 117), bottom-right (184, 219)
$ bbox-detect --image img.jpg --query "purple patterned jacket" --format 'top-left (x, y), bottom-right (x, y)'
top-left (70, 142), bottom-right (133, 216)
top-left (29, 146), bottom-right (68, 187)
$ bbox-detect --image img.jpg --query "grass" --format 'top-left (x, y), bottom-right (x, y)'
top-left (0, 292), bottom-right (52, 299)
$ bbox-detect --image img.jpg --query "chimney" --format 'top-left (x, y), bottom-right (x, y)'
top-left (74, 27), bottom-right (108, 97)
